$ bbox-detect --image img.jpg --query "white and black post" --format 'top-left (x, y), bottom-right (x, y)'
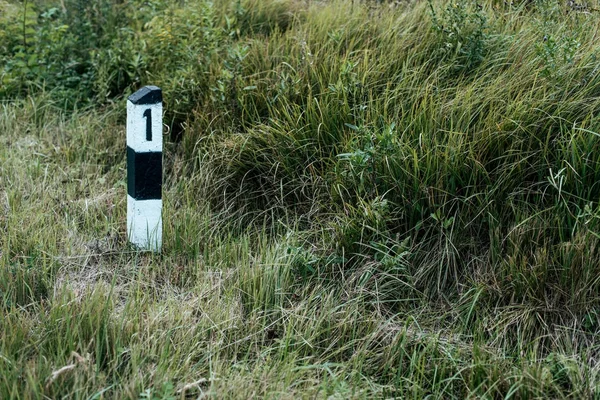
top-left (127, 86), bottom-right (163, 252)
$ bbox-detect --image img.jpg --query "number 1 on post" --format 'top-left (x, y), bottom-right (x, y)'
top-left (143, 108), bottom-right (152, 141)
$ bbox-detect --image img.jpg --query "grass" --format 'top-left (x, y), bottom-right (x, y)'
top-left (2, 0), bottom-right (600, 398)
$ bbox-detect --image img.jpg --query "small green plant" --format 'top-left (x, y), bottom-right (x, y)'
top-left (337, 123), bottom-right (399, 198)
top-left (536, 33), bottom-right (581, 82)
top-left (139, 382), bottom-right (176, 400)
top-left (429, 0), bottom-right (489, 73)
top-left (0, 0), bottom-right (39, 96)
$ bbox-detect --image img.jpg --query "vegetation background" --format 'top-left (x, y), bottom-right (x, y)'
top-left (2, 0), bottom-right (600, 398)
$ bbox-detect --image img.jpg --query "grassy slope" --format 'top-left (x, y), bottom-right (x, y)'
top-left (2, 0), bottom-right (600, 398)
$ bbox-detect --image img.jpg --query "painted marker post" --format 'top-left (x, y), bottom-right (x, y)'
top-left (127, 86), bottom-right (162, 252)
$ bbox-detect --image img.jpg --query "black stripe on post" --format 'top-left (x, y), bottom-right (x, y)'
top-left (127, 146), bottom-right (162, 200)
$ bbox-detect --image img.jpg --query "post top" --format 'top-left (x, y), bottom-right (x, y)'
top-left (128, 86), bottom-right (162, 105)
